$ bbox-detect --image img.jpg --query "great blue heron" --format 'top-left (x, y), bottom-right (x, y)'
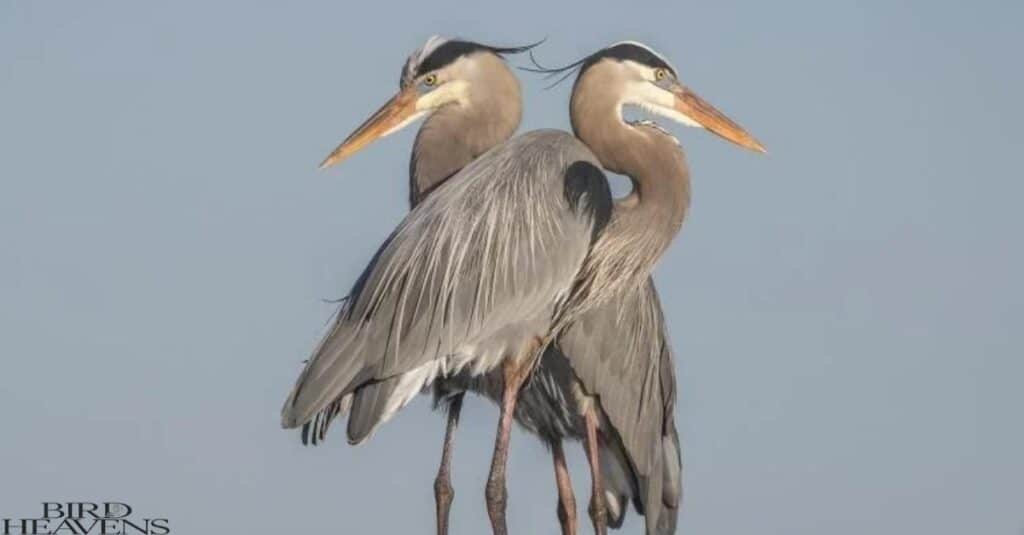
top-left (307, 36), bottom-right (679, 535)
top-left (282, 39), bottom-right (763, 535)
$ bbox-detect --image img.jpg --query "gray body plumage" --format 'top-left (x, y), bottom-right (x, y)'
top-left (286, 38), bottom-right (689, 534)
top-left (292, 130), bottom-right (680, 532)
top-left (282, 129), bottom-right (601, 428)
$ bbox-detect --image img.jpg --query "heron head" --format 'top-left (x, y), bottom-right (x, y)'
top-left (571, 41), bottom-right (765, 153)
top-left (319, 36), bottom-right (538, 169)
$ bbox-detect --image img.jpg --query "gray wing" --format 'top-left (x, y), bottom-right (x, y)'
top-left (557, 278), bottom-right (681, 533)
top-left (282, 130), bottom-right (610, 429)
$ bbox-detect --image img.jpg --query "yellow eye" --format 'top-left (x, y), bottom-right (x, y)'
top-left (423, 74), bottom-right (438, 86)
top-left (655, 68), bottom-right (668, 80)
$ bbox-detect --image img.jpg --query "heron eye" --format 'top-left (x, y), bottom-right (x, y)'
top-left (423, 74), bottom-right (439, 86)
top-left (654, 69), bottom-right (668, 81)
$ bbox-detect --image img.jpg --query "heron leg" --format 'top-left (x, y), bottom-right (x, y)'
top-left (435, 393), bottom-right (464, 535)
top-left (552, 439), bottom-right (578, 535)
top-left (584, 408), bottom-right (608, 535)
top-left (484, 352), bottom-right (534, 535)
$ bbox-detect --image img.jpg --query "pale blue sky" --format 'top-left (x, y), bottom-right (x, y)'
top-left (1, 1), bottom-right (1022, 533)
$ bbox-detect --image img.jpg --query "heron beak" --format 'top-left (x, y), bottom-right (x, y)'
top-left (319, 88), bottom-right (422, 169)
top-left (671, 84), bottom-right (766, 154)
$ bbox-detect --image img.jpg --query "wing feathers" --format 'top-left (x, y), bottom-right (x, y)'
top-left (282, 130), bottom-right (602, 430)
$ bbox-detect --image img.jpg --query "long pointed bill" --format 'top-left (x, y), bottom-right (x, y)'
top-left (319, 88), bottom-right (423, 169)
top-left (671, 85), bottom-right (766, 154)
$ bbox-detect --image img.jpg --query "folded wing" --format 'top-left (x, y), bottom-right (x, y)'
top-left (282, 130), bottom-right (611, 430)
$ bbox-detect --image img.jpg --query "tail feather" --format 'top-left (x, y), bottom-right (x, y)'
top-left (599, 441), bottom-right (634, 529)
top-left (605, 493), bottom-right (627, 529)
top-left (300, 394), bottom-right (352, 446)
top-left (642, 452), bottom-right (665, 535)
top-left (346, 379), bottom-right (400, 444)
top-left (347, 359), bottom-right (442, 444)
top-left (599, 419), bottom-right (682, 534)
top-left (598, 436), bottom-right (634, 528)
top-left (281, 314), bottom-right (374, 429)
top-left (656, 421), bottom-right (682, 535)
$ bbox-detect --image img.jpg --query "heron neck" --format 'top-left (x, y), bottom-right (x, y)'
top-left (573, 105), bottom-right (691, 267)
top-left (409, 100), bottom-right (520, 207)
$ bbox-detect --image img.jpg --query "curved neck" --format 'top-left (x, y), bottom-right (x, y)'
top-left (571, 92), bottom-right (691, 271)
top-left (409, 70), bottom-right (521, 207)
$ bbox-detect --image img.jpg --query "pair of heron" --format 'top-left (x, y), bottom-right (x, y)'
top-left (281, 36), bottom-right (764, 535)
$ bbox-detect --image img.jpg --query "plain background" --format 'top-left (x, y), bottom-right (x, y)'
top-left (2, 1), bottom-right (1022, 533)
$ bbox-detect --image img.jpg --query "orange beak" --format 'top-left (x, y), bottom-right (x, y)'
top-left (670, 84), bottom-right (766, 154)
top-left (319, 87), bottom-right (422, 169)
